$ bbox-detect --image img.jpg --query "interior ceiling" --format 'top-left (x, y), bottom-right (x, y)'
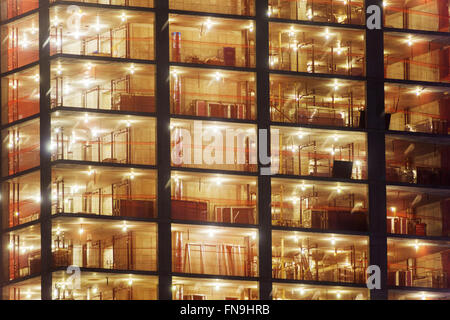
top-left (169, 13), bottom-right (253, 30)
top-left (50, 5), bottom-right (154, 26)
top-left (52, 58), bottom-right (154, 78)
top-left (385, 84), bottom-right (449, 110)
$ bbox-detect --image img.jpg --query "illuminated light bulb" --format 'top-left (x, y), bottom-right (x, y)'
top-left (421, 293), bottom-right (426, 300)
top-left (128, 278), bottom-right (133, 286)
top-left (92, 287), bottom-right (98, 294)
top-left (382, 1), bottom-right (387, 7)
top-left (56, 227), bottom-right (61, 236)
top-left (267, 10), bottom-right (272, 17)
top-left (57, 65), bottom-right (62, 75)
top-left (34, 74), bottom-right (40, 82)
top-left (331, 150), bottom-right (335, 156)
top-left (86, 63), bottom-right (93, 71)
top-left (26, 291), bottom-right (31, 299)
top-left (214, 72), bottom-right (222, 81)
top-left (53, 289), bottom-right (58, 297)
top-left (95, 16), bottom-right (101, 32)
top-left (336, 292), bottom-right (341, 299)
top-left (333, 80), bottom-right (340, 91)
top-left (215, 284), bottom-right (220, 291)
top-left (209, 230), bottom-right (215, 238)
top-left (171, 70), bottom-right (178, 77)
top-left (407, 35), bottom-right (413, 46)
top-left (336, 187), bottom-right (342, 194)
top-left (122, 222), bottom-right (128, 232)
top-left (414, 241), bottom-right (420, 251)
top-left (121, 12), bottom-right (127, 22)
top-left (172, 286), bottom-right (177, 291)
top-left (355, 160), bottom-right (362, 167)
top-left (84, 113), bottom-right (89, 123)
top-left (301, 184), bottom-right (306, 191)
top-left (333, 135), bottom-right (339, 141)
top-left (331, 237), bottom-right (336, 245)
top-left (126, 121), bottom-right (131, 127)
top-left (54, 127), bottom-right (60, 134)
top-left (8, 243), bottom-right (13, 250)
top-left (73, 28), bottom-right (81, 39)
top-left (251, 234), bottom-right (256, 240)
top-left (248, 24), bottom-right (254, 32)
top-left (130, 172), bottom-right (135, 180)
top-left (336, 41), bottom-right (343, 55)
top-left (88, 169), bottom-right (94, 176)
top-left (15, 211), bottom-right (19, 217)
top-left (390, 207), bottom-right (396, 213)
top-left (415, 87), bottom-right (423, 96)
top-left (324, 28), bottom-right (330, 40)
top-left (215, 178), bottom-right (223, 185)
top-left (205, 18), bottom-right (213, 30)
top-left (129, 64), bottom-right (135, 75)
top-left (299, 288), bottom-right (305, 295)
top-left (84, 77), bottom-right (93, 88)
top-left (79, 227), bottom-right (84, 235)
top-left (21, 35), bottom-right (29, 49)
top-left (289, 26), bottom-right (295, 37)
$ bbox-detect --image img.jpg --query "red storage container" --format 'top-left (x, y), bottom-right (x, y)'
top-left (223, 47), bottom-right (236, 66)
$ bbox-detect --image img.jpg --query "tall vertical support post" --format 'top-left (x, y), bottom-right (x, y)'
top-left (256, 0), bottom-right (272, 301)
top-left (156, 0), bottom-right (172, 300)
top-left (39, 0), bottom-right (52, 301)
top-left (366, 0), bottom-right (388, 300)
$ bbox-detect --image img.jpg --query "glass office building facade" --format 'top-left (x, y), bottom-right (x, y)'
top-left (0, 0), bottom-right (449, 300)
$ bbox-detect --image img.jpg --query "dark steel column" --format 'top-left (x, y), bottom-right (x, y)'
top-left (256, 0), bottom-right (272, 301)
top-left (365, 0), bottom-right (388, 300)
top-left (155, 0), bottom-right (172, 300)
top-left (0, 6), bottom-right (3, 302)
top-left (39, 0), bottom-right (52, 301)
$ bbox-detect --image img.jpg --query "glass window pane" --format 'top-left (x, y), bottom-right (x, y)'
top-left (269, 23), bottom-right (365, 76)
top-left (169, 14), bottom-right (255, 68)
top-left (172, 224), bottom-right (259, 277)
top-left (173, 277), bottom-right (259, 300)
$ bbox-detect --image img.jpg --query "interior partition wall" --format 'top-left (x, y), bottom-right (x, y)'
top-left (0, 0), bottom-right (449, 301)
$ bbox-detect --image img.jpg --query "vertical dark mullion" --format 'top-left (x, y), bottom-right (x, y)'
top-left (365, 0), bottom-right (388, 300)
top-left (0, 4), bottom-right (3, 302)
top-left (39, 0), bottom-right (52, 301)
top-left (155, 0), bottom-right (171, 300)
top-left (256, 0), bottom-right (272, 300)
